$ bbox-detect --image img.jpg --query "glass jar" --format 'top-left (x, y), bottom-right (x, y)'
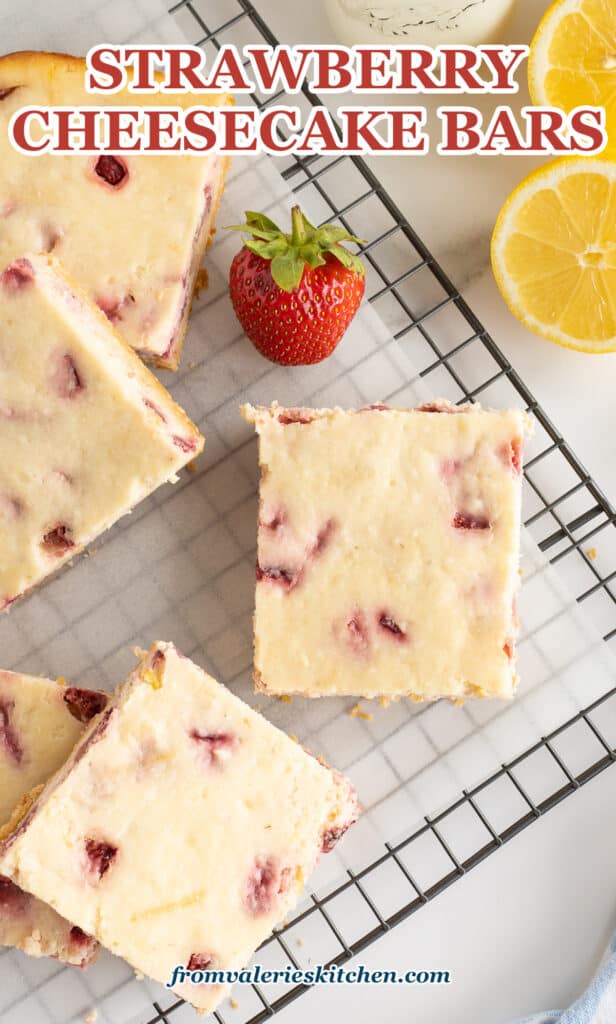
top-left (324, 0), bottom-right (516, 47)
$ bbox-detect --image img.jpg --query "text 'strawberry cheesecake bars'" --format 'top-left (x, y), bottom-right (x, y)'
top-left (0, 642), bottom-right (359, 1014)
top-left (242, 400), bottom-right (533, 701)
top-left (0, 52), bottom-right (230, 369)
top-left (0, 670), bottom-right (107, 966)
top-left (0, 253), bottom-right (203, 612)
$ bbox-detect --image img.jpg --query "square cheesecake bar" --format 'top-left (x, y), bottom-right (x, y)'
top-left (0, 670), bottom-right (107, 965)
top-left (0, 643), bottom-right (359, 1014)
top-left (242, 401), bottom-right (532, 701)
top-left (0, 253), bottom-right (203, 612)
top-left (0, 52), bottom-right (231, 368)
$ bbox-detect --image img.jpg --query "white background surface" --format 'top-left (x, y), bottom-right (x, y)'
top-left (0, 1), bottom-right (615, 1022)
top-left (255, 1), bottom-right (616, 1023)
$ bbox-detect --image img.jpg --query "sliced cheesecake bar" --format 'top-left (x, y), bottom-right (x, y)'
top-left (242, 400), bottom-right (532, 701)
top-left (0, 643), bottom-right (359, 1014)
top-left (0, 253), bottom-right (203, 612)
top-left (0, 670), bottom-right (107, 965)
top-left (0, 52), bottom-right (231, 368)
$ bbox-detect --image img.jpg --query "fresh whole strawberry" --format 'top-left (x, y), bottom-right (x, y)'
top-left (228, 206), bottom-right (365, 366)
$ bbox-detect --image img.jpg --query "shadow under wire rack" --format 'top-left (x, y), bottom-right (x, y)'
top-left (144, 1), bottom-right (616, 1021)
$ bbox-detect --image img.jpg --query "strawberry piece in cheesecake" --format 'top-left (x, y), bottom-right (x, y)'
top-left (0, 253), bottom-right (203, 611)
top-left (0, 52), bottom-right (231, 369)
top-left (242, 400), bottom-right (532, 701)
top-left (0, 643), bottom-right (359, 1015)
top-left (0, 670), bottom-right (106, 965)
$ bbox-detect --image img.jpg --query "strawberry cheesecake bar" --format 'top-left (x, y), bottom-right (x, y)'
top-left (0, 642), bottom-right (359, 1014)
top-left (0, 52), bottom-right (230, 368)
top-left (243, 400), bottom-right (532, 701)
top-left (0, 253), bottom-right (203, 612)
top-left (0, 670), bottom-right (107, 966)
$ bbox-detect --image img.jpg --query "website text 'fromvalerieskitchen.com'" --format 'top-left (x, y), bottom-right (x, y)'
top-left (167, 963), bottom-right (452, 989)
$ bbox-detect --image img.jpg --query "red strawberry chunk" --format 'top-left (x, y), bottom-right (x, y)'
top-left (0, 699), bottom-right (22, 764)
top-left (256, 563), bottom-right (296, 588)
top-left (63, 688), bottom-right (108, 724)
top-left (188, 952), bottom-right (214, 971)
top-left (321, 823), bottom-right (352, 853)
top-left (503, 640), bottom-right (514, 659)
top-left (143, 398), bottom-right (167, 423)
top-left (189, 730), bottom-right (238, 766)
top-left (1, 258), bottom-right (34, 291)
top-left (500, 438), bottom-right (523, 475)
top-left (52, 353), bottom-right (85, 399)
top-left (277, 411), bottom-right (315, 425)
top-left (340, 610), bottom-right (371, 656)
top-left (93, 155), bottom-right (128, 188)
top-left (452, 511), bottom-right (491, 531)
top-left (84, 838), bottom-right (118, 880)
top-left (172, 434), bottom-right (199, 453)
top-left (243, 855), bottom-right (289, 916)
top-left (41, 524), bottom-right (74, 555)
top-left (0, 875), bottom-right (30, 914)
top-left (260, 508), bottom-right (286, 532)
top-left (96, 292), bottom-right (134, 325)
top-left (378, 612), bottom-right (408, 642)
top-left (69, 925), bottom-right (90, 946)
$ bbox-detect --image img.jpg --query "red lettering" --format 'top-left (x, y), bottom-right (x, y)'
top-left (482, 108), bottom-right (526, 152)
top-left (221, 108), bottom-right (257, 151)
top-left (105, 110), bottom-right (142, 151)
top-left (528, 108), bottom-right (568, 152)
top-left (441, 48), bottom-right (484, 91)
top-left (570, 108), bottom-right (606, 152)
top-left (246, 45), bottom-right (312, 92)
top-left (124, 48), bottom-right (165, 91)
top-left (398, 48), bottom-right (439, 91)
top-left (86, 47), bottom-right (124, 92)
top-left (184, 108), bottom-right (217, 151)
top-left (297, 107), bottom-right (340, 152)
top-left (143, 109), bottom-right (181, 150)
top-left (55, 110), bottom-right (99, 150)
top-left (208, 47), bottom-right (253, 91)
top-left (311, 48), bottom-right (353, 91)
top-left (166, 48), bottom-right (208, 91)
top-left (356, 48), bottom-right (394, 90)
top-left (10, 108), bottom-right (50, 152)
top-left (439, 109), bottom-right (482, 152)
top-left (345, 108), bottom-right (389, 151)
top-left (389, 109), bottom-right (427, 152)
top-left (260, 109), bottom-right (299, 152)
top-left (482, 46), bottom-right (528, 91)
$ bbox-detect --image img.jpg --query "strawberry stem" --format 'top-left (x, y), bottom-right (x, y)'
top-left (291, 206), bottom-right (306, 247)
top-left (227, 207), bottom-right (366, 292)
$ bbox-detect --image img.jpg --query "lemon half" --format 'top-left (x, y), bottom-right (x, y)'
top-left (491, 157), bottom-right (616, 352)
top-left (529, 0), bottom-right (616, 149)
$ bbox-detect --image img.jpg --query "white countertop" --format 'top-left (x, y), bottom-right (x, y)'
top-left (1, 2), bottom-right (614, 1022)
top-left (256, 1), bottom-right (616, 1022)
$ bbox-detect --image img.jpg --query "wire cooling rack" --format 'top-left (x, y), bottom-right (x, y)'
top-left (124, 1), bottom-right (616, 1023)
top-left (1, 2), bottom-right (615, 1023)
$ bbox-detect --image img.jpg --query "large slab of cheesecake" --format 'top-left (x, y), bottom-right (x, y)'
top-left (0, 643), bottom-right (359, 1014)
top-left (243, 400), bottom-right (532, 701)
top-left (0, 670), bottom-right (106, 965)
top-left (0, 253), bottom-right (203, 612)
top-left (0, 52), bottom-right (230, 368)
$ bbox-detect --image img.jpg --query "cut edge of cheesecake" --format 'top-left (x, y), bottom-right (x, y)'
top-left (0, 51), bottom-right (233, 370)
top-left (0, 253), bottom-right (204, 613)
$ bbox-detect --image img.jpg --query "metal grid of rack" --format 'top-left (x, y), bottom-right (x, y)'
top-left (132, 1), bottom-right (616, 1022)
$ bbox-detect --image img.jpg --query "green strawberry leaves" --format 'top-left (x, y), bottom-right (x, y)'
top-left (227, 206), bottom-right (365, 292)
